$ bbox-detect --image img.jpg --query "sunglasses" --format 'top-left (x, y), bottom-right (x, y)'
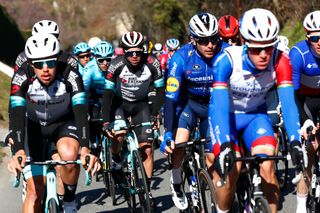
top-left (96, 57), bottom-right (112, 64)
top-left (307, 35), bottom-right (320, 43)
top-left (194, 35), bottom-right (219, 46)
top-left (125, 50), bottom-right (143, 57)
top-left (248, 46), bottom-right (274, 54)
top-left (32, 58), bottom-right (57, 69)
top-left (78, 53), bottom-right (91, 59)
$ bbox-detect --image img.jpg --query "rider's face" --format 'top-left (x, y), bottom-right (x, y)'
top-left (194, 36), bottom-right (218, 59)
top-left (247, 41), bottom-right (275, 70)
top-left (125, 47), bottom-right (143, 66)
top-left (307, 31), bottom-right (320, 55)
top-left (32, 58), bottom-right (57, 86)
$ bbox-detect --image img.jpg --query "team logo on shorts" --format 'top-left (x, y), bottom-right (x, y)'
top-left (166, 77), bottom-right (179, 92)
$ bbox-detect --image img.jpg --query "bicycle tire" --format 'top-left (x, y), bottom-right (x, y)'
top-left (48, 198), bottom-right (59, 213)
top-left (132, 149), bottom-right (151, 213)
top-left (254, 197), bottom-right (272, 213)
top-left (275, 127), bottom-right (288, 190)
top-left (123, 157), bottom-right (136, 211)
top-left (104, 137), bottom-right (116, 205)
top-left (197, 168), bottom-right (217, 213)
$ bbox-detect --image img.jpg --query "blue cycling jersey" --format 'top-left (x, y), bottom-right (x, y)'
top-left (290, 40), bottom-right (320, 95)
top-left (82, 59), bottom-right (108, 102)
top-left (209, 45), bottom-right (301, 155)
top-left (164, 42), bottom-right (229, 133)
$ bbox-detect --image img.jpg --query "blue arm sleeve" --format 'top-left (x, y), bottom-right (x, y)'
top-left (289, 47), bottom-right (304, 90)
top-left (278, 85), bottom-right (301, 142)
top-left (82, 67), bottom-right (92, 91)
top-left (164, 53), bottom-right (184, 134)
top-left (208, 53), bottom-right (233, 153)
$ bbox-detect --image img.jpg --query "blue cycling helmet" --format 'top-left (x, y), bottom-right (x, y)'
top-left (93, 41), bottom-right (114, 57)
top-left (166, 38), bottom-right (180, 50)
top-left (73, 42), bottom-right (91, 55)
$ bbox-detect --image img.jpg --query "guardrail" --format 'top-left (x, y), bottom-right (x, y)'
top-left (0, 62), bottom-right (13, 78)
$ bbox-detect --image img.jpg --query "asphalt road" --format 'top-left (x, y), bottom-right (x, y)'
top-left (0, 129), bottom-right (297, 213)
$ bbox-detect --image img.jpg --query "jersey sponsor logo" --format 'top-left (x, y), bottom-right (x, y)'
top-left (67, 71), bottom-right (79, 92)
top-left (169, 61), bottom-right (178, 76)
top-left (187, 75), bottom-right (214, 82)
top-left (67, 56), bottom-right (78, 69)
top-left (256, 128), bottom-right (267, 135)
top-left (108, 61), bottom-right (124, 73)
top-left (307, 63), bottom-right (319, 69)
top-left (166, 77), bottom-right (179, 92)
top-left (11, 85), bottom-right (20, 94)
top-left (12, 73), bottom-right (27, 86)
top-left (192, 64), bottom-right (201, 71)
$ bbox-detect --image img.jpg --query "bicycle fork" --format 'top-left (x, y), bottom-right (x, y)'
top-left (45, 167), bottom-right (59, 213)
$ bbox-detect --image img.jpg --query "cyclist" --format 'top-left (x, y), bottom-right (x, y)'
top-left (152, 42), bottom-right (163, 60)
top-left (73, 42), bottom-right (92, 76)
top-left (11, 19), bottom-right (78, 211)
top-left (160, 12), bottom-right (229, 210)
top-left (289, 10), bottom-right (320, 213)
top-left (82, 41), bottom-right (114, 154)
top-left (218, 15), bottom-right (241, 46)
top-left (159, 38), bottom-right (180, 80)
top-left (7, 33), bottom-right (100, 213)
top-left (102, 31), bottom-right (165, 206)
top-left (208, 8), bottom-right (305, 213)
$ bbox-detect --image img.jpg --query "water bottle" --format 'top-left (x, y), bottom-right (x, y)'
top-left (190, 175), bottom-right (199, 207)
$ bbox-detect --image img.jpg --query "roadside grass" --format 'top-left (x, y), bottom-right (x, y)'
top-left (0, 71), bottom-right (11, 162)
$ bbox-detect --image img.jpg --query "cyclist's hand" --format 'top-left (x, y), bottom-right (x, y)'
top-left (80, 147), bottom-right (101, 176)
top-left (4, 131), bottom-right (14, 147)
top-left (290, 140), bottom-right (308, 170)
top-left (214, 142), bottom-right (235, 178)
top-left (7, 149), bottom-right (27, 176)
top-left (102, 122), bottom-right (114, 139)
top-left (160, 132), bottom-right (175, 155)
top-left (151, 115), bottom-right (159, 129)
top-left (300, 119), bottom-right (316, 140)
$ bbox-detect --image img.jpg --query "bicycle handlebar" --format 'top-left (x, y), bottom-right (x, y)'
top-left (217, 154), bottom-right (291, 188)
top-left (166, 138), bottom-right (210, 170)
top-left (13, 156), bottom-right (92, 188)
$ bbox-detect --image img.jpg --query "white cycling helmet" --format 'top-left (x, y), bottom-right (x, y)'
top-left (25, 33), bottom-right (60, 59)
top-left (189, 12), bottom-right (218, 37)
top-left (240, 8), bottom-right (279, 47)
top-left (32, 20), bottom-right (60, 37)
top-left (88, 37), bottom-right (101, 49)
top-left (121, 31), bottom-right (144, 49)
top-left (166, 38), bottom-right (180, 50)
top-left (303, 11), bottom-right (320, 32)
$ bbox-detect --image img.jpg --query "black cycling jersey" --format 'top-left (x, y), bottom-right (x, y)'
top-left (9, 54), bottom-right (89, 153)
top-left (102, 55), bottom-right (165, 123)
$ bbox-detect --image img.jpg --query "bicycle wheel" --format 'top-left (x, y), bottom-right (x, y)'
top-left (275, 127), bottom-right (288, 190)
top-left (47, 198), bottom-right (59, 213)
top-left (123, 156), bottom-right (136, 211)
top-left (197, 168), bottom-right (217, 213)
top-left (132, 149), bottom-right (151, 213)
top-left (254, 197), bottom-right (271, 213)
top-left (103, 137), bottom-right (116, 205)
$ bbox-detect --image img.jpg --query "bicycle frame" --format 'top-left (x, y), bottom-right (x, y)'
top-left (13, 159), bottom-right (91, 213)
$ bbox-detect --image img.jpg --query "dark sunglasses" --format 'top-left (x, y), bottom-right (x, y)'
top-left (125, 50), bottom-right (143, 57)
top-left (78, 53), bottom-right (91, 59)
top-left (195, 35), bottom-right (219, 46)
top-left (32, 58), bottom-right (57, 69)
top-left (248, 46), bottom-right (274, 54)
top-left (96, 57), bottom-right (112, 64)
top-left (308, 35), bottom-right (320, 43)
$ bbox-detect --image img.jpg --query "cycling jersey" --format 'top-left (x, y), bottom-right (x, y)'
top-left (102, 55), bottom-right (165, 123)
top-left (290, 40), bottom-right (320, 125)
top-left (209, 45), bottom-right (301, 156)
top-left (164, 42), bottom-right (229, 134)
top-left (290, 40), bottom-right (320, 95)
top-left (159, 53), bottom-right (171, 79)
top-left (9, 59), bottom-right (89, 153)
top-left (82, 59), bottom-right (107, 102)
